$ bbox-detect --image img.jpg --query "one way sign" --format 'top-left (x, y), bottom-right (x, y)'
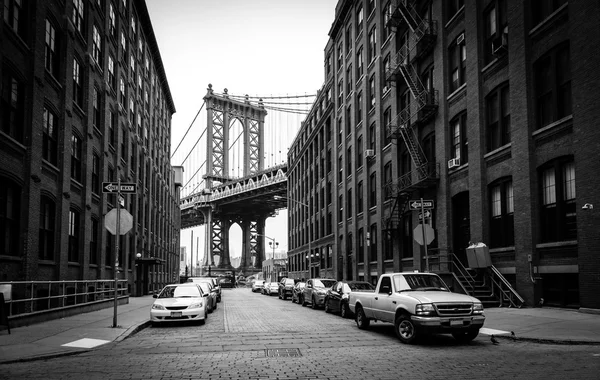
top-left (409, 199), bottom-right (434, 210)
top-left (102, 182), bottom-right (138, 194)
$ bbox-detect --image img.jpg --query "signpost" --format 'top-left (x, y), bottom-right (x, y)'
top-left (410, 198), bottom-right (435, 272)
top-left (102, 180), bottom-right (137, 328)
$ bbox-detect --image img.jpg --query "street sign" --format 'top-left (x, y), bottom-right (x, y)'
top-left (413, 224), bottom-right (435, 246)
top-left (409, 199), bottom-right (434, 210)
top-left (418, 210), bottom-right (432, 220)
top-left (105, 208), bottom-right (133, 235)
top-left (102, 182), bottom-right (138, 194)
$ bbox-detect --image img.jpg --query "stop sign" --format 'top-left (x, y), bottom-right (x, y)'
top-left (413, 224), bottom-right (435, 246)
top-left (105, 208), bottom-right (133, 235)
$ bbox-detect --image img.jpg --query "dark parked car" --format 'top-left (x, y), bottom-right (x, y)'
top-left (324, 280), bottom-right (375, 318)
top-left (219, 277), bottom-right (235, 288)
top-left (291, 282), bottom-right (306, 304)
top-left (278, 278), bottom-right (298, 300)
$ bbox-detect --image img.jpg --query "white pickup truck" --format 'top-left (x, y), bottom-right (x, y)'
top-left (348, 272), bottom-right (485, 344)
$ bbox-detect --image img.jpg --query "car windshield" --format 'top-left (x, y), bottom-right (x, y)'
top-left (284, 279), bottom-right (295, 285)
top-left (348, 282), bottom-right (375, 291)
top-left (158, 285), bottom-right (200, 298)
top-left (393, 274), bottom-right (448, 292)
top-left (313, 279), bottom-right (336, 288)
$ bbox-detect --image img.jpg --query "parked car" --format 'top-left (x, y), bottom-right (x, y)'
top-left (348, 272), bottom-right (485, 344)
top-left (197, 282), bottom-right (217, 313)
top-left (302, 278), bottom-right (337, 309)
top-left (187, 277), bottom-right (221, 302)
top-left (291, 282), bottom-right (306, 304)
top-left (278, 278), bottom-right (297, 300)
top-left (251, 280), bottom-right (265, 292)
top-left (219, 277), bottom-right (235, 288)
top-left (150, 283), bottom-right (209, 325)
top-left (264, 282), bottom-right (279, 296)
top-left (324, 281), bottom-right (375, 318)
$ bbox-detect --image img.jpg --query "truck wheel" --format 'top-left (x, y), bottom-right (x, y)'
top-left (340, 302), bottom-right (349, 318)
top-left (355, 306), bottom-right (370, 329)
top-left (452, 328), bottom-right (480, 343)
top-left (395, 314), bottom-right (418, 344)
top-left (324, 298), bottom-right (330, 313)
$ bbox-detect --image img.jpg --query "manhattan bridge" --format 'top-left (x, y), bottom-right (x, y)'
top-left (173, 84), bottom-right (314, 278)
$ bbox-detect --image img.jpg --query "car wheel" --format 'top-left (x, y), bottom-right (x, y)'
top-left (340, 302), bottom-right (349, 318)
top-left (324, 298), bottom-right (330, 313)
top-left (452, 328), bottom-right (480, 343)
top-left (355, 306), bottom-right (370, 329)
top-left (395, 314), bottom-right (419, 344)
top-left (311, 296), bottom-right (317, 309)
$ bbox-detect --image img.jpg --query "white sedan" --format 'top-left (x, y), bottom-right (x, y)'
top-left (150, 283), bottom-right (210, 325)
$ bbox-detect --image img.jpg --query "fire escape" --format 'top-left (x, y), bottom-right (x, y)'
top-left (383, 0), bottom-right (439, 232)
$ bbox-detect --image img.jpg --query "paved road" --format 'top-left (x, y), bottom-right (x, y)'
top-left (2, 288), bottom-right (599, 380)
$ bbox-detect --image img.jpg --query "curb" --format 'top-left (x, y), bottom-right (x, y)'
top-left (494, 334), bottom-right (600, 346)
top-left (116, 320), bottom-right (152, 342)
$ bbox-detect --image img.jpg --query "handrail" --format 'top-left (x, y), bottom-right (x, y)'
top-left (488, 266), bottom-right (525, 308)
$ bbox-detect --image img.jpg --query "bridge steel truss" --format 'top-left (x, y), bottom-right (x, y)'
top-left (180, 86), bottom-right (287, 278)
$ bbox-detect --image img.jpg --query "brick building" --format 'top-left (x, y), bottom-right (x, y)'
top-left (1, 0), bottom-right (182, 296)
top-left (286, 0), bottom-right (600, 311)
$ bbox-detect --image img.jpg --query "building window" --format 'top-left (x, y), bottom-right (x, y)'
top-left (531, 0), bottom-right (567, 26)
top-left (109, 2), bottom-right (116, 38)
top-left (358, 228), bottom-right (364, 263)
top-left (357, 3), bottom-right (363, 33)
top-left (357, 46), bottom-right (364, 79)
top-left (109, 110), bottom-right (117, 146)
top-left (534, 42), bottom-right (571, 129)
top-left (337, 117), bottom-right (342, 143)
top-left (345, 25), bottom-right (352, 55)
top-left (369, 224), bottom-right (377, 262)
top-left (356, 91), bottom-right (363, 125)
top-left (449, 34), bottom-right (466, 92)
top-left (346, 106), bottom-right (352, 136)
top-left (450, 112), bottom-right (468, 164)
top-left (326, 53), bottom-right (332, 76)
top-left (1, 70), bottom-right (25, 143)
top-left (39, 196), bottom-right (55, 260)
top-left (383, 107), bottom-right (392, 146)
top-left (0, 177), bottom-right (21, 256)
top-left (383, 1), bottom-right (392, 42)
top-left (92, 25), bottom-right (102, 63)
top-left (337, 81), bottom-right (343, 106)
top-left (383, 161), bottom-right (392, 198)
top-left (71, 133), bottom-right (82, 182)
top-left (119, 77), bottom-right (126, 108)
top-left (337, 44), bottom-right (343, 70)
top-left (45, 19), bottom-right (59, 77)
top-left (402, 215), bottom-right (413, 258)
top-left (356, 182), bottom-right (363, 215)
top-left (484, 0), bottom-right (507, 64)
top-left (486, 83), bottom-right (510, 152)
top-left (347, 188), bottom-right (353, 217)
top-left (43, 107), bottom-right (58, 165)
top-left (369, 122), bottom-right (376, 150)
top-left (90, 217), bottom-right (99, 265)
top-left (489, 178), bottom-right (514, 248)
top-left (120, 30), bottom-right (127, 60)
top-left (4, 0), bottom-right (28, 38)
top-left (347, 146), bottom-right (352, 173)
top-left (540, 158), bottom-right (576, 243)
top-left (72, 0), bottom-right (84, 35)
top-left (338, 156), bottom-right (343, 182)
top-left (447, 0), bottom-right (464, 20)
top-left (121, 126), bottom-right (129, 161)
top-left (108, 55), bottom-right (115, 89)
top-left (92, 153), bottom-right (100, 194)
top-left (357, 135), bottom-right (363, 168)
top-left (367, 0), bottom-right (375, 16)
top-left (93, 87), bottom-right (101, 128)
top-left (368, 75), bottom-right (376, 110)
top-left (338, 195), bottom-right (344, 220)
top-left (369, 172), bottom-right (377, 207)
top-left (346, 65), bottom-right (352, 95)
top-left (73, 58), bottom-right (83, 107)
top-left (368, 26), bottom-right (377, 63)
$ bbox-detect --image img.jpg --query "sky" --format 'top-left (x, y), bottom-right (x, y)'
top-left (145, 0), bottom-right (339, 268)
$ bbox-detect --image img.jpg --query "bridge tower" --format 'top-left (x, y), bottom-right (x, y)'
top-left (201, 84), bottom-right (271, 277)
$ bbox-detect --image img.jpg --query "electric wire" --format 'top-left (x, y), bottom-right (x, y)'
top-left (171, 100), bottom-right (205, 159)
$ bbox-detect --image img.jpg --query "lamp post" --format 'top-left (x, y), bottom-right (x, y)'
top-left (274, 195), bottom-right (310, 279)
top-left (257, 234), bottom-right (278, 282)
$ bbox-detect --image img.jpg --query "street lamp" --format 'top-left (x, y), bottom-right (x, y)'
top-left (274, 195), bottom-right (311, 279)
top-left (257, 234), bottom-right (278, 281)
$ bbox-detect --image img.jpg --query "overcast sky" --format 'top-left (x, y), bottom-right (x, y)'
top-left (145, 0), bottom-right (338, 267)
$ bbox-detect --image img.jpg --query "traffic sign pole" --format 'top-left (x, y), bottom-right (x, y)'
top-left (113, 177), bottom-right (120, 328)
top-left (420, 197), bottom-right (429, 272)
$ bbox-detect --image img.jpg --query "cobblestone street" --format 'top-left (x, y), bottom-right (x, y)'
top-left (2, 288), bottom-right (599, 380)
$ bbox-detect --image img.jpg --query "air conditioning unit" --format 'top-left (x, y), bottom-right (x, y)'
top-left (365, 149), bottom-right (375, 159)
top-left (456, 33), bottom-right (465, 45)
top-left (492, 32), bottom-right (508, 56)
top-left (448, 157), bottom-right (461, 169)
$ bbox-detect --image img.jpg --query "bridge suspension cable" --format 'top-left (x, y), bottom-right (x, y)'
top-left (171, 100), bottom-right (205, 159)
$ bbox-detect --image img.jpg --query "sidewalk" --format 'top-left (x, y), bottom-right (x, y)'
top-left (1, 298), bottom-right (599, 364)
top-left (0, 296), bottom-right (155, 364)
